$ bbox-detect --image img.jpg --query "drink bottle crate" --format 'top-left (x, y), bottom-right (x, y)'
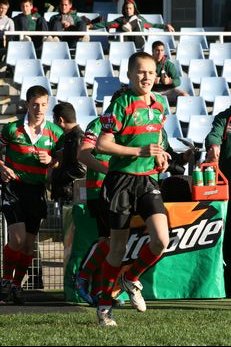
top-left (192, 162), bottom-right (229, 201)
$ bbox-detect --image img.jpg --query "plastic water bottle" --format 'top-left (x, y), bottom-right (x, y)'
top-left (192, 166), bottom-right (203, 186)
top-left (204, 166), bottom-right (216, 186)
top-left (161, 69), bottom-right (167, 78)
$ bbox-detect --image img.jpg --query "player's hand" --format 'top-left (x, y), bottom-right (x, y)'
top-left (139, 144), bottom-right (164, 157)
top-left (0, 166), bottom-right (17, 182)
top-left (156, 152), bottom-right (171, 172)
top-left (38, 151), bottom-right (52, 165)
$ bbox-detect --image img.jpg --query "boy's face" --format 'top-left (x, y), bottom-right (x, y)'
top-left (124, 3), bottom-right (135, 17)
top-left (0, 3), bottom-right (9, 18)
top-left (128, 57), bottom-right (156, 95)
top-left (60, 0), bottom-right (72, 14)
top-left (27, 95), bottom-right (48, 125)
top-left (21, 1), bottom-right (33, 15)
top-left (152, 45), bottom-right (165, 62)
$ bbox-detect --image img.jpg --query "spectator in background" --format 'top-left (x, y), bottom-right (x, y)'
top-left (88, 0), bottom-right (175, 51)
top-left (152, 40), bottom-right (188, 104)
top-left (0, 0), bottom-right (14, 49)
top-left (49, 0), bottom-right (89, 48)
top-left (51, 102), bottom-right (86, 205)
top-left (0, 85), bottom-right (64, 305)
top-left (13, 0), bottom-right (49, 49)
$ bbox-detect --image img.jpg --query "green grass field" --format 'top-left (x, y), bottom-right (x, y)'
top-left (1, 300), bottom-right (231, 346)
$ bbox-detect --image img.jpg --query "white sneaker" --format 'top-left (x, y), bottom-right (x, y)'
top-left (43, 36), bottom-right (60, 42)
top-left (43, 36), bottom-right (53, 42)
top-left (122, 22), bottom-right (132, 32)
top-left (97, 306), bottom-right (117, 327)
top-left (53, 36), bottom-right (60, 42)
top-left (21, 35), bottom-right (31, 42)
top-left (79, 35), bottom-right (90, 42)
top-left (120, 274), bottom-right (146, 312)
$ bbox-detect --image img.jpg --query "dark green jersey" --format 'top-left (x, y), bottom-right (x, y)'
top-left (100, 89), bottom-right (167, 177)
top-left (83, 118), bottom-right (110, 200)
top-left (0, 118), bottom-right (64, 184)
top-left (154, 56), bottom-right (180, 92)
top-left (205, 107), bottom-right (231, 180)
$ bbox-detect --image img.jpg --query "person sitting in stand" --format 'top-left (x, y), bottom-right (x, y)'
top-left (152, 40), bottom-right (188, 105)
top-left (48, 0), bottom-right (89, 48)
top-left (0, 0), bottom-right (14, 50)
top-left (88, 0), bottom-right (175, 51)
top-left (13, 0), bottom-right (49, 49)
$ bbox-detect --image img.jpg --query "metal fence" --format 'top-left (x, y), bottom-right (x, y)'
top-left (0, 200), bottom-right (64, 291)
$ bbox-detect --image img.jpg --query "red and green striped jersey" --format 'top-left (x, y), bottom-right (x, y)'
top-left (83, 117), bottom-right (110, 200)
top-left (0, 118), bottom-right (64, 184)
top-left (100, 89), bottom-right (167, 177)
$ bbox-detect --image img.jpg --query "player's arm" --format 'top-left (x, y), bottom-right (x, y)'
top-left (96, 132), bottom-right (165, 157)
top-left (78, 141), bottom-right (108, 174)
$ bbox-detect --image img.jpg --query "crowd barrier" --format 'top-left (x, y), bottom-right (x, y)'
top-left (63, 200), bottom-right (227, 303)
top-left (4, 30), bottom-right (231, 44)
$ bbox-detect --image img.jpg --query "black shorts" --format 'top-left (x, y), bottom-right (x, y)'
top-left (87, 198), bottom-right (110, 238)
top-left (1, 181), bottom-right (47, 234)
top-left (100, 172), bottom-right (166, 230)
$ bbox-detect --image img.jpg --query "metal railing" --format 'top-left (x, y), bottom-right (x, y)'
top-left (3, 30), bottom-right (231, 44)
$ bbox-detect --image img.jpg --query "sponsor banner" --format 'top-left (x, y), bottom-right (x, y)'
top-left (63, 201), bottom-right (227, 302)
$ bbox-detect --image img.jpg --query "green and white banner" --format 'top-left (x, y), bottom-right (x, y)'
top-left (63, 200), bottom-right (227, 302)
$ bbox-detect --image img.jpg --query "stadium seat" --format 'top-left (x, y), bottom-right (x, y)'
top-left (188, 59), bottom-right (218, 85)
top-left (176, 42), bottom-right (205, 67)
top-left (106, 13), bottom-right (121, 22)
top-left (221, 59), bottom-right (231, 84)
top-left (56, 77), bottom-right (88, 101)
top-left (147, 32), bottom-right (176, 50)
top-left (172, 59), bottom-right (183, 77)
top-left (212, 95), bottom-right (231, 115)
top-left (20, 76), bottom-right (52, 101)
top-left (46, 96), bottom-right (58, 121)
top-left (102, 95), bottom-right (112, 113)
top-left (43, 11), bottom-right (59, 22)
top-left (67, 96), bottom-right (98, 118)
top-left (108, 41), bottom-right (136, 67)
top-left (178, 77), bottom-right (195, 96)
top-left (164, 114), bottom-right (183, 138)
top-left (199, 77), bottom-right (230, 103)
top-left (161, 95), bottom-right (171, 115)
top-left (89, 28), bottom-right (109, 53)
top-left (11, 11), bottom-right (22, 17)
top-left (92, 76), bottom-right (121, 104)
top-left (180, 27), bottom-right (209, 50)
top-left (6, 41), bottom-right (37, 67)
top-left (41, 41), bottom-right (71, 67)
top-left (77, 12), bottom-right (101, 22)
top-left (187, 115), bottom-right (215, 146)
top-left (13, 59), bottom-right (45, 85)
top-left (84, 59), bottom-right (114, 85)
top-left (142, 14), bottom-right (164, 24)
top-left (119, 58), bottom-right (129, 85)
top-left (49, 59), bottom-right (80, 84)
top-left (175, 96), bottom-right (208, 124)
top-left (75, 41), bottom-right (105, 67)
top-left (167, 137), bottom-right (194, 153)
top-left (209, 42), bottom-right (231, 67)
